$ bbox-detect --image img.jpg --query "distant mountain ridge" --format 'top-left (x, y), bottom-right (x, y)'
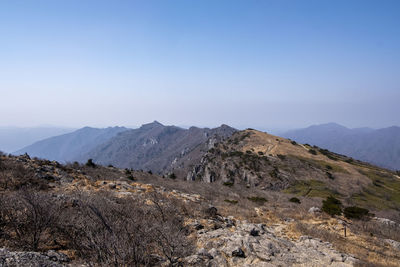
top-left (80, 121), bottom-right (237, 174)
top-left (15, 126), bottom-right (129, 162)
top-left (13, 121), bottom-right (237, 174)
top-left (282, 123), bottom-right (400, 170)
top-left (0, 127), bottom-right (75, 153)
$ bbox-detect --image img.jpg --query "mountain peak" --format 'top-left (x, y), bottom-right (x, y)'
top-left (140, 121), bottom-right (164, 130)
top-left (219, 124), bottom-right (235, 130)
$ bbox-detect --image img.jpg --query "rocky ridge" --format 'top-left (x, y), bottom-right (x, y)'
top-left (79, 122), bottom-right (237, 175)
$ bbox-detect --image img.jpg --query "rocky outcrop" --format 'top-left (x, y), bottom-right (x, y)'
top-left (185, 144), bottom-right (296, 189)
top-left (184, 218), bottom-right (357, 267)
top-left (385, 239), bottom-right (400, 251)
top-left (0, 248), bottom-right (70, 267)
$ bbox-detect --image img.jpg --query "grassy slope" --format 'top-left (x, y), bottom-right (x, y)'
top-left (223, 130), bottom-right (400, 212)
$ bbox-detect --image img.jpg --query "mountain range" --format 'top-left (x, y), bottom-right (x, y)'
top-left (282, 123), bottom-right (400, 170)
top-left (2, 124), bottom-right (400, 266)
top-left (14, 121), bottom-right (237, 175)
top-left (12, 122), bottom-right (400, 173)
top-left (78, 121), bottom-right (236, 174)
top-left (14, 126), bottom-right (128, 162)
top-left (0, 127), bottom-right (75, 153)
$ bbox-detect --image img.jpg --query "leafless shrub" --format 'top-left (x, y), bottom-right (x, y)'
top-left (294, 221), bottom-right (340, 244)
top-left (0, 157), bottom-right (4, 170)
top-left (59, 191), bottom-right (194, 266)
top-left (58, 191), bottom-right (152, 265)
top-left (0, 194), bottom-right (7, 239)
top-left (147, 192), bottom-right (195, 265)
top-left (354, 262), bottom-right (386, 267)
top-left (0, 190), bottom-right (60, 251)
top-left (65, 162), bottom-right (126, 182)
top-left (350, 219), bottom-right (400, 242)
top-left (0, 159), bottom-right (48, 190)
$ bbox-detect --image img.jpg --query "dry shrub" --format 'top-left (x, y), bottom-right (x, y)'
top-left (0, 159), bottom-right (48, 191)
top-left (294, 221), bottom-right (340, 244)
top-left (0, 188), bottom-right (195, 266)
top-left (350, 219), bottom-right (400, 242)
top-left (0, 190), bottom-right (60, 251)
top-left (59, 191), bottom-right (152, 265)
top-left (59, 191), bottom-right (194, 266)
top-left (147, 192), bottom-right (195, 265)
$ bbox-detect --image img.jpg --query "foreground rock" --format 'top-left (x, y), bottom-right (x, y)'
top-left (184, 219), bottom-right (357, 267)
top-left (0, 248), bottom-right (70, 267)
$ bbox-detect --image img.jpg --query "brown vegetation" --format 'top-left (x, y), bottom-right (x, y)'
top-left (0, 180), bottom-right (196, 266)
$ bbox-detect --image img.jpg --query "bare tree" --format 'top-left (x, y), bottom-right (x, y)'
top-left (1, 186), bottom-right (195, 266)
top-left (0, 194), bottom-right (7, 239)
top-left (60, 191), bottom-right (155, 266)
top-left (58, 191), bottom-right (195, 266)
top-left (1, 190), bottom-right (60, 251)
top-left (148, 192), bottom-right (195, 266)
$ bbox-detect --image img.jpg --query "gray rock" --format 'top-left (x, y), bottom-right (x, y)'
top-left (309, 207), bottom-right (321, 213)
top-left (0, 248), bottom-right (69, 267)
top-left (185, 220), bottom-right (357, 266)
top-left (232, 248), bottom-right (246, 258)
top-left (374, 217), bottom-right (397, 227)
top-left (250, 228), bottom-right (260, 236)
top-left (385, 239), bottom-right (400, 250)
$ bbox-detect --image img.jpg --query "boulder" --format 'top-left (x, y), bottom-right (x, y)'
top-left (250, 228), bottom-right (260, 236)
top-left (308, 207), bottom-right (321, 213)
top-left (232, 248), bottom-right (246, 258)
top-left (0, 248), bottom-right (69, 267)
top-left (205, 206), bottom-right (218, 217)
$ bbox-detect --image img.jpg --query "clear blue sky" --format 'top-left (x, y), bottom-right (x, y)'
top-left (0, 0), bottom-right (399, 130)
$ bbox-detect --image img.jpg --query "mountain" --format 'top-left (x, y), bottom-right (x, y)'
top-left (1, 129), bottom-right (400, 266)
top-left (14, 126), bottom-right (128, 162)
top-left (80, 121), bottom-right (237, 174)
top-left (0, 127), bottom-right (75, 153)
top-left (186, 128), bottom-right (400, 210)
top-left (282, 123), bottom-right (400, 170)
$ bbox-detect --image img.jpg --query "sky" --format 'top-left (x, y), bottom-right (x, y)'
top-left (0, 0), bottom-right (399, 131)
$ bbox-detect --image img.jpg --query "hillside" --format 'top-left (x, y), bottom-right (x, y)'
top-left (1, 146), bottom-right (400, 266)
top-left (282, 123), bottom-right (400, 170)
top-left (187, 129), bottom-right (400, 212)
top-left (14, 126), bottom-right (128, 162)
top-left (80, 121), bottom-right (236, 174)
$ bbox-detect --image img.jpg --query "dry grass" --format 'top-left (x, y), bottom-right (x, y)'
top-left (292, 218), bottom-right (400, 267)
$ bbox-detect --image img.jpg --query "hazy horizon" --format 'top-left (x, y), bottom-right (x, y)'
top-left (1, 0), bottom-right (399, 130)
top-left (0, 121), bottom-right (397, 134)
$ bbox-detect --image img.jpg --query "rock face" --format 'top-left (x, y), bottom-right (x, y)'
top-left (0, 248), bottom-right (70, 267)
top-left (184, 219), bottom-right (357, 267)
top-left (80, 122), bottom-right (236, 175)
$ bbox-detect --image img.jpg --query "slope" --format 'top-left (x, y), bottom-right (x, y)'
top-left (14, 126), bottom-right (128, 162)
top-left (187, 129), bottom-right (400, 211)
